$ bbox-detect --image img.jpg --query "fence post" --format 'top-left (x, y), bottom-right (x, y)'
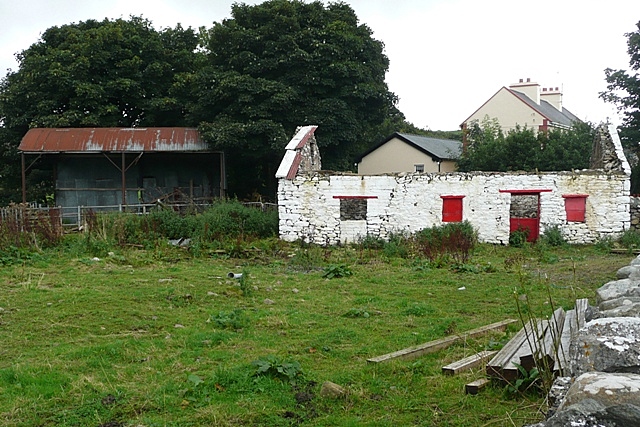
top-left (77, 206), bottom-right (81, 227)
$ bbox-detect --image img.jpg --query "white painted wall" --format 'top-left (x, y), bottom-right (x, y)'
top-left (278, 171), bottom-right (630, 245)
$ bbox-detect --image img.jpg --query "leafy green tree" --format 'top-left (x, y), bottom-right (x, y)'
top-left (0, 17), bottom-right (201, 204)
top-left (600, 20), bottom-right (640, 153)
top-left (190, 0), bottom-right (398, 196)
top-left (457, 118), bottom-right (593, 172)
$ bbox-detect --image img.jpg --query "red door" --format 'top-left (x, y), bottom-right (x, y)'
top-left (508, 193), bottom-right (541, 242)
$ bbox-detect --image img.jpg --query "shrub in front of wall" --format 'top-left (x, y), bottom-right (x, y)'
top-left (539, 225), bottom-right (566, 247)
top-left (414, 221), bottom-right (478, 264)
top-left (509, 227), bottom-right (529, 248)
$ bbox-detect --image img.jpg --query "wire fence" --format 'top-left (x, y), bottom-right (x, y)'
top-left (0, 201), bottom-right (279, 229)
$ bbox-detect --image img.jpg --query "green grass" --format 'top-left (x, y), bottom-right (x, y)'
top-left (0, 240), bottom-right (627, 426)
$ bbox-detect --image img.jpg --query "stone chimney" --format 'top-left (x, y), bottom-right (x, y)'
top-left (509, 77), bottom-right (540, 104)
top-left (540, 86), bottom-right (562, 111)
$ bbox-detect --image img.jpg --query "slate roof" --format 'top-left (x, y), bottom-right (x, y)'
top-left (356, 132), bottom-right (462, 163)
top-left (508, 89), bottom-right (580, 128)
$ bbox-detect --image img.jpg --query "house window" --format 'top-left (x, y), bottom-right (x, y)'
top-left (414, 164), bottom-right (424, 173)
top-left (562, 194), bottom-right (588, 222)
top-left (333, 196), bottom-right (378, 221)
top-left (441, 195), bottom-right (465, 222)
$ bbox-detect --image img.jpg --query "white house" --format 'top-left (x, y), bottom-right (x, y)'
top-left (461, 78), bottom-right (580, 136)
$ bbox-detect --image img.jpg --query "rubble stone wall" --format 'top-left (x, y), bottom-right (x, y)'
top-left (278, 170), bottom-right (630, 245)
top-left (630, 196), bottom-right (640, 230)
top-left (529, 258), bottom-right (640, 427)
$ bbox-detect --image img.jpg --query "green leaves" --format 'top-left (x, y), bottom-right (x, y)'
top-left (458, 120), bottom-right (594, 172)
top-left (251, 355), bottom-right (303, 383)
top-left (322, 264), bottom-right (352, 279)
top-left (600, 21), bottom-right (640, 180)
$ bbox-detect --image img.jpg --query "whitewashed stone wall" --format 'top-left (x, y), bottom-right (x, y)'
top-left (278, 170), bottom-right (630, 245)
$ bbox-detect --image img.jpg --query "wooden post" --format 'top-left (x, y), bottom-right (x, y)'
top-left (21, 153), bottom-right (27, 203)
top-left (121, 152), bottom-right (126, 205)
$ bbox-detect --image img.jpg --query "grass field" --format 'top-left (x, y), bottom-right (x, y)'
top-left (0, 237), bottom-right (630, 426)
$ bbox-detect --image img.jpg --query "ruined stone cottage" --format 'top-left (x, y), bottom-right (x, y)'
top-left (276, 124), bottom-right (631, 245)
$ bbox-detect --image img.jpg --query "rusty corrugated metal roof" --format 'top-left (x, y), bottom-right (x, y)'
top-left (18, 128), bottom-right (215, 153)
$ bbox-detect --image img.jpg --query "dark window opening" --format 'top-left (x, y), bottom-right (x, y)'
top-left (340, 198), bottom-right (367, 220)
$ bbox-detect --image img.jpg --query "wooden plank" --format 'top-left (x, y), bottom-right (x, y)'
top-left (442, 350), bottom-right (497, 375)
top-left (487, 319), bottom-right (547, 383)
top-left (513, 320), bottom-right (548, 371)
top-left (520, 308), bottom-right (565, 372)
top-left (367, 319), bottom-right (517, 363)
top-left (555, 309), bottom-right (575, 375)
top-left (465, 378), bottom-right (490, 395)
top-left (575, 298), bottom-right (589, 332)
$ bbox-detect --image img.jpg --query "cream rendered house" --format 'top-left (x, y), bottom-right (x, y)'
top-left (461, 78), bottom-right (580, 136)
top-left (356, 133), bottom-right (462, 175)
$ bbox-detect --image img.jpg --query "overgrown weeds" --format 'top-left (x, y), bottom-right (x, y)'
top-left (414, 221), bottom-right (478, 264)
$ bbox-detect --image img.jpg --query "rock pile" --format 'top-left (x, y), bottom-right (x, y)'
top-left (528, 256), bottom-right (640, 426)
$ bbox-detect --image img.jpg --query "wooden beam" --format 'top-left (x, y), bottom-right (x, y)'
top-left (442, 350), bottom-right (497, 375)
top-left (367, 319), bottom-right (517, 363)
top-left (486, 319), bottom-right (547, 382)
top-left (465, 378), bottom-right (490, 395)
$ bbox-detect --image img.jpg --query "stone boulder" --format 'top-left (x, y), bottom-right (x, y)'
top-left (570, 317), bottom-right (640, 377)
top-left (531, 372), bottom-right (640, 426)
top-left (616, 264), bottom-right (640, 279)
top-left (596, 279), bottom-right (640, 304)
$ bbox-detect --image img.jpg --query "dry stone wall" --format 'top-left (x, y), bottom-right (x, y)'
top-left (278, 170), bottom-right (630, 245)
top-left (527, 258), bottom-right (640, 427)
top-left (630, 196), bottom-right (640, 230)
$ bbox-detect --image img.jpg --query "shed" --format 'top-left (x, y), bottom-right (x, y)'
top-left (18, 127), bottom-right (225, 208)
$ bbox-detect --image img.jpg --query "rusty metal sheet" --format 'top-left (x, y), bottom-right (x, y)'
top-left (18, 128), bottom-right (214, 153)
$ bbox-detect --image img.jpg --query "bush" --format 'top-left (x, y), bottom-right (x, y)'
top-left (509, 227), bottom-right (529, 248)
top-left (81, 200), bottom-right (279, 251)
top-left (199, 200), bottom-right (278, 241)
top-left (414, 221), bottom-right (478, 264)
top-left (539, 225), bottom-right (566, 247)
top-left (382, 232), bottom-right (411, 259)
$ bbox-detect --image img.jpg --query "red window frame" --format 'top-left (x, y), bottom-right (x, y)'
top-left (562, 194), bottom-right (588, 222)
top-left (441, 195), bottom-right (465, 222)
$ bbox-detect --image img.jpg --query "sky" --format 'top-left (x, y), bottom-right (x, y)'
top-left (1, 0), bottom-right (639, 131)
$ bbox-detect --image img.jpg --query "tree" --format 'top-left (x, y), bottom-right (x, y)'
top-left (190, 0), bottom-right (399, 197)
top-left (600, 20), bottom-right (640, 153)
top-left (457, 118), bottom-right (593, 172)
top-left (0, 17), bottom-right (201, 204)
